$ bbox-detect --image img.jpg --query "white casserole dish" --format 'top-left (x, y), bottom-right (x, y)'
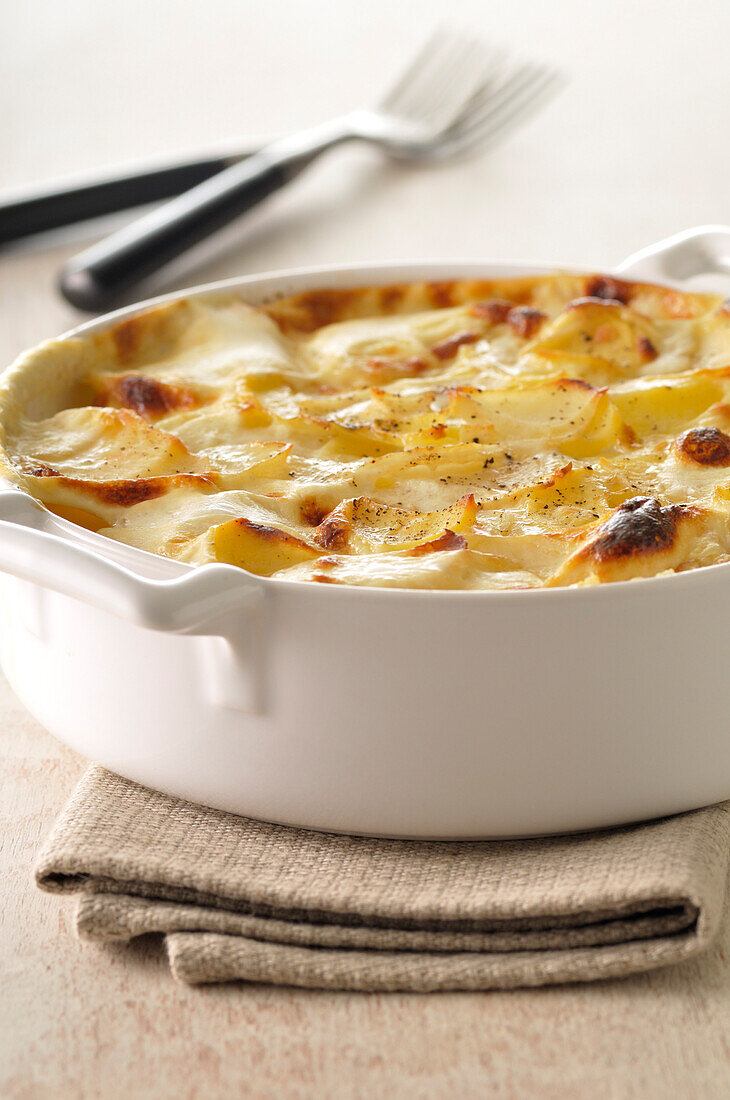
top-left (1, 225), bottom-right (730, 838)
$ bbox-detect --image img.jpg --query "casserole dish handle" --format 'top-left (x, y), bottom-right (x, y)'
top-left (616, 224), bottom-right (730, 281)
top-left (0, 489), bottom-right (262, 635)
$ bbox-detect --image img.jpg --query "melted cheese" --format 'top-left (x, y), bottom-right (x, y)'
top-left (2, 274), bottom-right (730, 590)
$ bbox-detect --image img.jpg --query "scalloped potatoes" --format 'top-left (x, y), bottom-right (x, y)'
top-left (3, 272), bottom-right (730, 589)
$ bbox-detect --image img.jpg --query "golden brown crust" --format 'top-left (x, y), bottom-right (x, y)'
top-left (315, 515), bottom-right (350, 552)
top-left (676, 427), bottom-right (730, 466)
top-left (637, 335), bottom-right (658, 363)
top-left (431, 332), bottom-right (480, 360)
top-left (468, 299), bottom-right (513, 324)
top-left (99, 374), bottom-right (203, 420)
top-left (408, 529), bottom-right (467, 554)
top-left (299, 497), bottom-right (330, 527)
top-left (3, 271), bottom-right (730, 590)
top-left (38, 472), bottom-right (215, 508)
top-left (264, 275), bottom-right (714, 332)
top-left (579, 497), bottom-right (689, 564)
top-left (584, 274), bottom-right (633, 304)
top-left (506, 306), bottom-right (546, 338)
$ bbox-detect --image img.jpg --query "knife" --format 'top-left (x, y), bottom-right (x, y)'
top-left (0, 148), bottom-right (258, 245)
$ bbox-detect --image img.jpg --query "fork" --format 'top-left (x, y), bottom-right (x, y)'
top-left (59, 30), bottom-right (561, 313)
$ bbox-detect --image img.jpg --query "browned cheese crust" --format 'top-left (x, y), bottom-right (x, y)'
top-left (2, 272), bottom-right (730, 590)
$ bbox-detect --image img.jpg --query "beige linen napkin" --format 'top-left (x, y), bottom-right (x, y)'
top-left (35, 766), bottom-right (730, 991)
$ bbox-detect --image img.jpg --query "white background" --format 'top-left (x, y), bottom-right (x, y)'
top-left (2, 0), bottom-right (730, 325)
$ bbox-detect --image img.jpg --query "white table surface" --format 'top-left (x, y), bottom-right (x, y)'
top-left (6, 0), bottom-right (730, 330)
top-left (3, 1), bottom-right (730, 1095)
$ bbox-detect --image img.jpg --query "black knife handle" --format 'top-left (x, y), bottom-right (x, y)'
top-left (0, 155), bottom-right (239, 245)
top-left (59, 122), bottom-right (350, 313)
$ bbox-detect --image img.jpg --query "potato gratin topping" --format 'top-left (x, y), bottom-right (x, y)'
top-left (3, 273), bottom-right (730, 590)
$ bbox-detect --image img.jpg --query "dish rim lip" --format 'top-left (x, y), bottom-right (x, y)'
top-left (3, 254), bottom-right (728, 603)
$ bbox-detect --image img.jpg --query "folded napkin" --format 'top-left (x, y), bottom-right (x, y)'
top-left (35, 766), bottom-right (730, 991)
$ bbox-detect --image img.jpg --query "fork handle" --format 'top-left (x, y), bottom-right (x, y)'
top-left (59, 119), bottom-right (352, 313)
top-left (0, 154), bottom-right (247, 246)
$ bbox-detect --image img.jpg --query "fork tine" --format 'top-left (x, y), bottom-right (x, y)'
top-left (372, 28), bottom-right (563, 164)
top-left (389, 36), bottom-right (481, 122)
top-left (411, 40), bottom-right (505, 127)
top-left (483, 70), bottom-right (564, 144)
top-left (451, 68), bottom-right (563, 152)
top-left (454, 64), bottom-right (552, 132)
top-left (439, 64), bottom-right (562, 156)
top-left (378, 28), bottom-right (452, 113)
top-left (379, 29), bottom-right (502, 133)
top-left (439, 85), bottom-right (561, 161)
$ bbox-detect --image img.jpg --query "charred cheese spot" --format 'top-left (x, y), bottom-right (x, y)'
top-left (409, 530), bottom-right (467, 554)
top-left (106, 375), bottom-right (200, 420)
top-left (580, 497), bottom-right (687, 563)
top-left (377, 285), bottom-right (408, 312)
top-left (82, 478), bottom-right (171, 507)
top-left (637, 335), bottom-right (658, 362)
top-left (426, 282), bottom-right (456, 309)
top-left (507, 306), bottom-right (546, 338)
top-left (281, 288), bottom-right (358, 332)
top-left (315, 516), bottom-right (350, 551)
top-left (469, 299), bottom-right (513, 324)
top-left (57, 473), bottom-right (215, 507)
top-left (299, 497), bottom-right (330, 526)
top-left (431, 332), bottom-right (480, 360)
top-left (585, 275), bottom-right (633, 304)
top-left (676, 427), bottom-right (730, 466)
top-left (468, 299), bottom-right (545, 338)
top-left (19, 461), bottom-right (58, 477)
